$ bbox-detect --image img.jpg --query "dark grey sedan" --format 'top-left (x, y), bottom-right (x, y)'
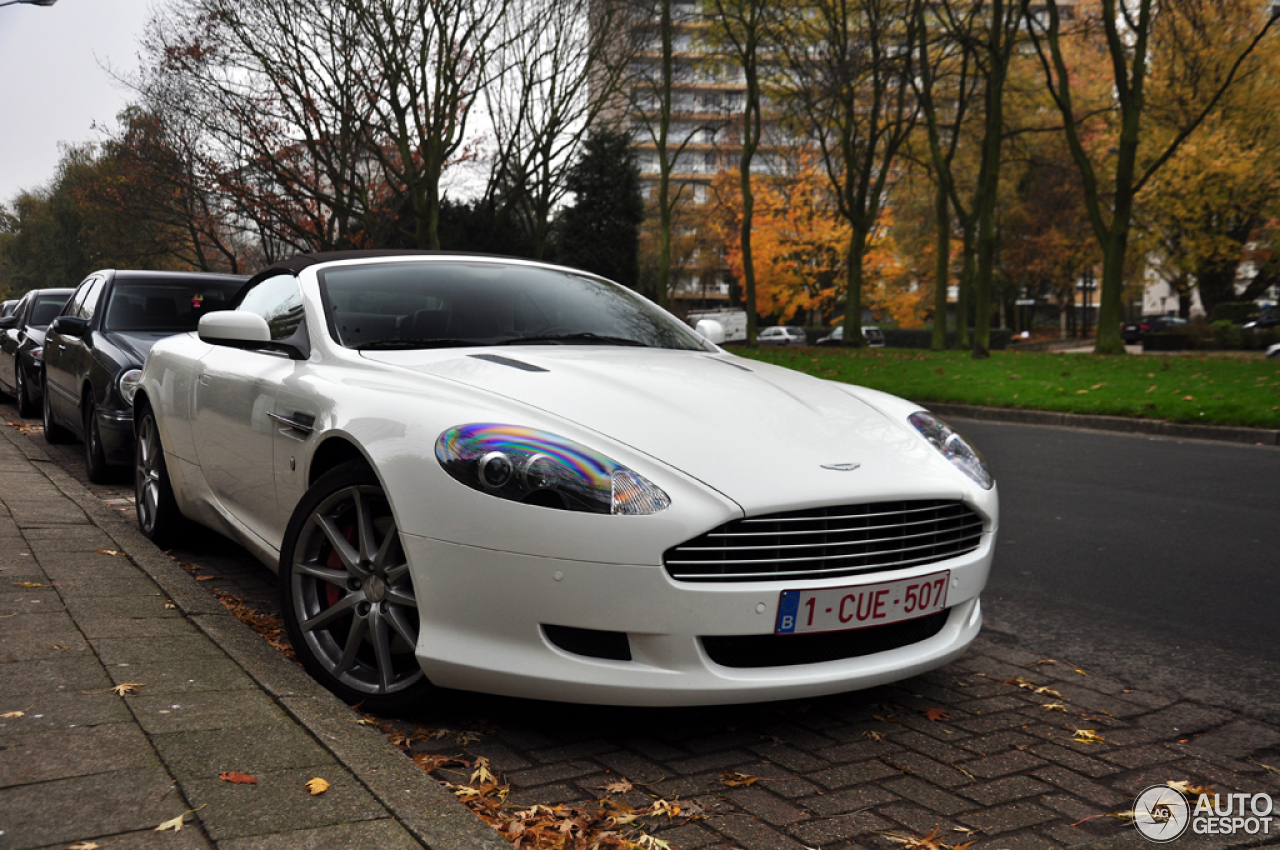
top-left (0, 287), bottom-right (74, 417)
top-left (41, 270), bottom-right (246, 482)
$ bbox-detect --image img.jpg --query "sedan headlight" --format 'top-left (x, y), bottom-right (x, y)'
top-left (908, 411), bottom-right (993, 490)
top-left (435, 424), bottom-right (671, 515)
top-left (118, 368), bottom-right (143, 404)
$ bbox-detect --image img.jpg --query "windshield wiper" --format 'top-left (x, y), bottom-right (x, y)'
top-left (503, 332), bottom-right (649, 347)
top-left (356, 338), bottom-right (484, 350)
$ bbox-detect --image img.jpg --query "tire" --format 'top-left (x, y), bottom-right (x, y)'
top-left (15, 365), bottom-right (36, 418)
top-left (135, 405), bottom-right (187, 545)
top-left (42, 376), bottom-right (73, 444)
top-left (279, 462), bottom-right (429, 712)
top-left (84, 400), bottom-right (112, 484)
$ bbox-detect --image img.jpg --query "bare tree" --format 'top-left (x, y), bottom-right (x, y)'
top-left (776, 0), bottom-right (920, 347)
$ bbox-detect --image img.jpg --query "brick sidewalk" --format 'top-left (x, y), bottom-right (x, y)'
top-left (5, 407), bottom-right (1280, 849)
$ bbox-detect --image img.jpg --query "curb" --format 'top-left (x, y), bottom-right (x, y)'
top-left (0, 422), bottom-right (507, 850)
top-left (923, 402), bottom-right (1280, 447)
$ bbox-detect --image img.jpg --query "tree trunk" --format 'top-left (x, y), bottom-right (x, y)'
top-left (932, 177), bottom-right (950, 350)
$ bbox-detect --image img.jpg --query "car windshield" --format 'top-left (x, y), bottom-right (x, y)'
top-left (319, 261), bottom-right (710, 351)
top-left (29, 295), bottom-right (69, 328)
top-left (103, 280), bottom-right (242, 332)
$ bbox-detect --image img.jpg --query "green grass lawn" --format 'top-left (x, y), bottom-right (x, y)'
top-left (737, 347), bottom-right (1280, 429)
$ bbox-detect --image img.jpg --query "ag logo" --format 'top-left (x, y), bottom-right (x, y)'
top-left (1134, 785), bottom-right (1190, 843)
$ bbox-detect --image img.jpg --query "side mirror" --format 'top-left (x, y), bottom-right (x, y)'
top-left (199, 312), bottom-right (271, 347)
top-left (695, 319), bottom-right (726, 345)
top-left (0, 316), bottom-right (17, 331)
top-left (50, 315), bottom-right (89, 337)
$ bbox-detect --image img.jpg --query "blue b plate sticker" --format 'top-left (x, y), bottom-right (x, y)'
top-left (776, 590), bottom-right (801, 634)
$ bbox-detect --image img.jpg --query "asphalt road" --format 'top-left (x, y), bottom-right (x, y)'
top-left (957, 419), bottom-right (1280, 720)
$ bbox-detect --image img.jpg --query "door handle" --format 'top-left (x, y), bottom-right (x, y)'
top-left (198, 375), bottom-right (212, 386)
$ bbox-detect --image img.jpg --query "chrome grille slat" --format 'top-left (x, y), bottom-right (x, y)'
top-left (663, 499), bottom-right (983, 583)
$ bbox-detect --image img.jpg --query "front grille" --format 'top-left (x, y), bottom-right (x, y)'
top-left (664, 500), bottom-right (983, 583)
top-left (702, 609), bottom-right (949, 668)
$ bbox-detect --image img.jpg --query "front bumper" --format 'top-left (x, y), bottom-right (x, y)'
top-left (97, 406), bottom-right (135, 466)
top-left (404, 531), bottom-right (993, 706)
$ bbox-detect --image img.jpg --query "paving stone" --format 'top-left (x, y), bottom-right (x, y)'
top-left (0, 768), bottom-right (187, 849)
top-left (958, 775), bottom-right (1053, 807)
top-left (217, 818), bottom-right (422, 850)
top-left (749, 741), bottom-right (830, 773)
top-left (712, 815), bottom-right (811, 850)
top-left (1140, 703), bottom-right (1235, 737)
top-left (882, 776), bottom-right (976, 816)
top-left (959, 730), bottom-right (1039, 757)
top-left (529, 738), bottom-right (620, 763)
top-left (787, 809), bottom-right (895, 845)
top-left (1029, 742), bottom-right (1123, 777)
top-left (151, 723), bottom-right (338, 781)
top-left (182, 766), bottom-right (388, 841)
top-left (506, 782), bottom-right (583, 806)
top-left (1041, 792), bottom-right (1107, 822)
top-left (506, 760), bottom-right (599, 788)
top-left (892, 730), bottom-right (973, 763)
top-left (128, 689), bottom-right (290, 735)
top-left (0, 689), bottom-right (131, 737)
top-left (883, 752), bottom-right (975, 788)
top-left (803, 784), bottom-right (898, 816)
top-left (877, 800), bottom-right (964, 835)
top-left (1103, 744), bottom-right (1181, 770)
top-left (0, 723), bottom-right (162, 788)
top-left (1033, 765), bottom-right (1128, 806)
top-left (724, 787), bottom-right (809, 826)
top-left (961, 749), bottom-right (1048, 779)
top-left (815, 737), bottom-right (903, 763)
top-left (957, 800), bottom-right (1057, 834)
top-left (596, 750), bottom-right (670, 784)
top-left (5, 655), bottom-right (115, 696)
top-left (810, 759), bottom-right (901, 789)
top-left (1186, 720), bottom-right (1280, 761)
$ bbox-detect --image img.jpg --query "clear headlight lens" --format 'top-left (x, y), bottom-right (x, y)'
top-left (118, 368), bottom-right (143, 404)
top-left (30, 347), bottom-right (43, 362)
top-left (908, 411), bottom-right (993, 490)
top-left (435, 424), bottom-right (671, 515)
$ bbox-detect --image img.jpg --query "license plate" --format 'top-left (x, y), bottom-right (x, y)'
top-left (775, 571), bottom-right (950, 635)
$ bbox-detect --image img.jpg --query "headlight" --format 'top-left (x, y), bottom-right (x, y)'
top-left (118, 368), bottom-right (143, 404)
top-left (908, 411), bottom-right (993, 490)
top-left (435, 424), bottom-right (671, 515)
top-left (30, 347), bottom-right (43, 362)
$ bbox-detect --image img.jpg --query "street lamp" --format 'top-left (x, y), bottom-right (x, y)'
top-left (0, 0), bottom-right (57, 7)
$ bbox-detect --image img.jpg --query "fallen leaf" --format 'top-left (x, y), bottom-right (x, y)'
top-left (647, 799), bottom-right (681, 818)
top-left (1091, 383), bottom-right (1105, 390)
top-left (1041, 703), bottom-right (1068, 713)
top-left (12, 581), bottom-right (45, 588)
top-left (94, 549), bottom-right (123, 556)
top-left (863, 730), bottom-right (886, 742)
top-left (306, 777), bottom-right (330, 795)
top-left (1252, 759), bottom-right (1280, 776)
top-left (154, 814), bottom-right (187, 832)
top-left (49, 643), bottom-right (69, 651)
top-left (1073, 729), bottom-right (1105, 745)
top-left (1033, 685), bottom-right (1063, 698)
top-left (67, 842), bottom-right (101, 849)
top-left (719, 770), bottom-right (759, 787)
top-left (470, 757), bottom-right (497, 786)
top-left (878, 826), bottom-right (969, 849)
top-left (1167, 780), bottom-right (1213, 797)
top-left (2, 710), bottom-right (25, 719)
top-left (632, 833), bottom-right (672, 850)
top-left (923, 707), bottom-right (951, 722)
top-left (219, 771), bottom-right (258, 785)
top-left (412, 753), bottom-right (464, 772)
top-left (112, 683), bottom-right (144, 696)
top-left (600, 778), bottom-right (633, 794)
top-left (1074, 668), bottom-right (1087, 675)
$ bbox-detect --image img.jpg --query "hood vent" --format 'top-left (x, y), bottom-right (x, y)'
top-left (467, 353), bottom-right (548, 373)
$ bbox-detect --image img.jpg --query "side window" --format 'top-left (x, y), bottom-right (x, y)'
top-left (238, 275), bottom-right (304, 342)
top-left (74, 277), bottom-right (107, 320)
top-left (64, 278), bottom-right (95, 318)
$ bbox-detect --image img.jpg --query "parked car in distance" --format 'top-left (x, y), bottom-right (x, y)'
top-left (1122, 314), bottom-right (1187, 344)
top-left (758, 325), bottom-right (808, 346)
top-left (1267, 342), bottom-right (1280, 359)
top-left (0, 300), bottom-right (18, 319)
top-left (41, 270), bottom-right (246, 483)
top-left (135, 251), bottom-right (997, 711)
top-left (816, 325), bottom-right (886, 348)
top-left (1243, 306), bottom-right (1280, 330)
top-left (0, 287), bottom-right (74, 417)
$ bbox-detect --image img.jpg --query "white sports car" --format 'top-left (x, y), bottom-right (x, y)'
top-left (133, 251), bottom-right (997, 710)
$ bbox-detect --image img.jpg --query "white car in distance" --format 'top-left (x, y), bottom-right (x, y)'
top-left (133, 252), bottom-right (997, 710)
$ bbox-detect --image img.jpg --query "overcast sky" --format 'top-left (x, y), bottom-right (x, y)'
top-left (0, 0), bottom-right (152, 206)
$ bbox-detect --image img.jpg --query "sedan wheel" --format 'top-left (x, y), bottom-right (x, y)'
top-left (15, 365), bottom-right (36, 418)
top-left (135, 406), bottom-right (186, 544)
top-left (84, 401), bottom-right (111, 484)
top-left (280, 462), bottom-right (428, 711)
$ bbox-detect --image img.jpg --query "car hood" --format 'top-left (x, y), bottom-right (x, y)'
top-left (101, 330), bottom-right (177, 366)
top-left (360, 347), bottom-right (968, 513)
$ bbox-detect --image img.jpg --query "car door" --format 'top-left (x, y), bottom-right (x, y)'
top-left (44, 275), bottom-right (106, 431)
top-left (192, 275), bottom-right (310, 546)
top-left (0, 292), bottom-right (29, 394)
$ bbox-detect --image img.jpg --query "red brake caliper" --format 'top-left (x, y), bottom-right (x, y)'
top-left (324, 524), bottom-right (357, 611)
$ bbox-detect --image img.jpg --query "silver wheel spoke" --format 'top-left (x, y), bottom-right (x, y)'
top-left (385, 586), bottom-right (415, 608)
top-left (314, 513), bottom-right (359, 572)
top-left (354, 490), bottom-right (379, 564)
top-left (369, 612), bottom-right (395, 692)
top-left (294, 561), bottom-right (350, 588)
top-left (384, 602), bottom-right (417, 648)
top-left (300, 592), bottom-right (358, 632)
top-left (333, 614), bottom-right (369, 678)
